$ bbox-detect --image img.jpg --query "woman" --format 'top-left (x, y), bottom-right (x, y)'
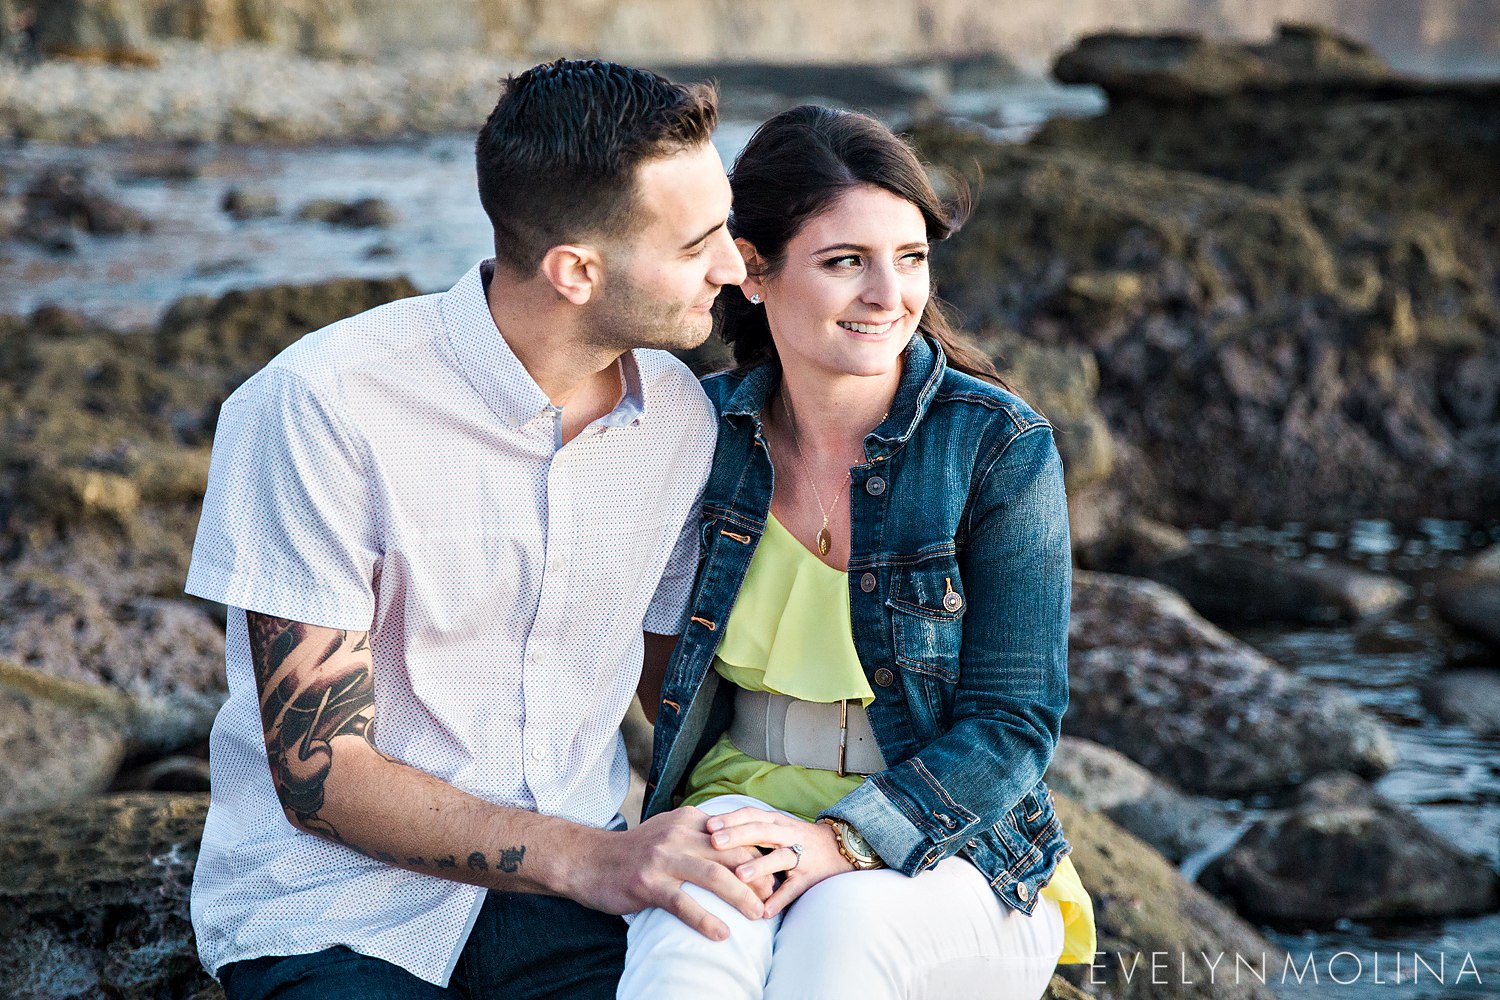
top-left (622, 106), bottom-right (1095, 1000)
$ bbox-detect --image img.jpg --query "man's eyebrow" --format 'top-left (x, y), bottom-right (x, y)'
top-left (813, 241), bottom-right (930, 255)
top-left (681, 220), bottom-right (727, 250)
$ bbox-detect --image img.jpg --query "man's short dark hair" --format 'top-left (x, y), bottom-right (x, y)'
top-left (475, 58), bottom-right (719, 275)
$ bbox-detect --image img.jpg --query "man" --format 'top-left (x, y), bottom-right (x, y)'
top-left (186, 59), bottom-right (755, 999)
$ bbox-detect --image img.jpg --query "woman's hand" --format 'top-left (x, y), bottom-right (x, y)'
top-left (706, 807), bottom-right (855, 917)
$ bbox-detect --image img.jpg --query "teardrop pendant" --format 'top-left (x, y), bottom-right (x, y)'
top-left (817, 525), bottom-right (832, 556)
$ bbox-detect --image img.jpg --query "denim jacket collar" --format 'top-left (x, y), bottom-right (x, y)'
top-left (718, 334), bottom-right (948, 456)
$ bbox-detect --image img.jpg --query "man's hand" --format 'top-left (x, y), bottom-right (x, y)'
top-left (563, 806), bottom-right (770, 940)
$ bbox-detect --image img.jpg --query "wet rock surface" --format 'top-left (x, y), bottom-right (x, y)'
top-left (1046, 737), bottom-right (1235, 865)
top-left (1199, 772), bottom-right (1500, 926)
top-left (1066, 571), bottom-right (1397, 795)
top-left (10, 166), bottom-right (151, 252)
top-left (0, 792), bottom-right (218, 1000)
top-left (1435, 544), bottom-right (1500, 648)
top-left (1083, 525), bottom-right (1412, 625)
top-left (1051, 794), bottom-right (1281, 1000)
top-left (1421, 668), bottom-right (1500, 736)
top-left (913, 26), bottom-right (1500, 529)
top-left (297, 196), bottom-right (399, 229)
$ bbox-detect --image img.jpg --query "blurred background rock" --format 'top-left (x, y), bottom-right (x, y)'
top-left (0, 3), bottom-right (1497, 998)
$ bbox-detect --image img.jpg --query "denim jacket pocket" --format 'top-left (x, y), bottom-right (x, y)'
top-left (888, 560), bottom-right (966, 684)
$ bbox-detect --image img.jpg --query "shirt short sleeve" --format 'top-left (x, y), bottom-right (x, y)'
top-left (186, 367), bottom-right (380, 631)
top-left (642, 498), bottom-right (702, 636)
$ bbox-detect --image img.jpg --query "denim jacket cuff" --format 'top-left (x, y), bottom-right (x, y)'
top-left (819, 769), bottom-right (982, 876)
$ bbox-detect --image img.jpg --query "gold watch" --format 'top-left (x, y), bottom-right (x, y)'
top-left (819, 817), bottom-right (885, 870)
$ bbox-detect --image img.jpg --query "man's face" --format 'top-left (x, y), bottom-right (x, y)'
top-left (587, 142), bottom-right (745, 352)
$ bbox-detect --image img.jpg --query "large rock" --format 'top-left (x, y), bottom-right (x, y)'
top-left (1085, 532), bottom-right (1411, 625)
top-left (0, 793), bottom-right (218, 1000)
top-left (0, 660), bottom-right (129, 819)
top-left (1053, 23), bottom-right (1394, 100)
top-left (1051, 793), bottom-right (1281, 1000)
top-left (981, 327), bottom-right (1115, 492)
top-left (1421, 668), bottom-right (1500, 736)
top-left (1066, 572), bottom-right (1397, 795)
top-left (1046, 737), bottom-right (1235, 866)
top-left (154, 275), bottom-right (420, 372)
top-left (0, 279), bottom-right (425, 758)
top-left (1199, 773), bottom-right (1499, 926)
top-left (911, 49), bottom-right (1500, 528)
top-left (1435, 545), bottom-right (1500, 648)
top-left (0, 573), bottom-right (226, 755)
top-left (17, 166), bottom-right (150, 251)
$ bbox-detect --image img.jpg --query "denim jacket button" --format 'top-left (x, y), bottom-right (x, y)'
top-left (1016, 882), bottom-right (1030, 902)
top-left (873, 667), bottom-right (895, 687)
top-left (937, 813), bottom-right (958, 830)
top-left (942, 592), bottom-right (963, 613)
top-left (859, 572), bottom-right (877, 593)
top-left (864, 476), bottom-right (887, 496)
top-left (966, 839), bottom-right (978, 849)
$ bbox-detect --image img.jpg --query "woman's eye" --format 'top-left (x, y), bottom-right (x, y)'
top-left (823, 254), bottom-right (861, 269)
top-left (901, 250), bottom-right (929, 266)
top-left (686, 243), bottom-right (709, 259)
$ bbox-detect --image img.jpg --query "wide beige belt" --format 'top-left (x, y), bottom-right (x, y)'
top-left (727, 689), bottom-right (888, 776)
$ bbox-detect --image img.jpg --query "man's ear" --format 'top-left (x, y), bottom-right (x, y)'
top-left (539, 244), bottom-right (604, 306)
top-left (735, 237), bottom-right (765, 302)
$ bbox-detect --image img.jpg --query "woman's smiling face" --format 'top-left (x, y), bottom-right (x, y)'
top-left (746, 183), bottom-right (930, 381)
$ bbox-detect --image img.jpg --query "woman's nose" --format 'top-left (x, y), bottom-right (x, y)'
top-left (861, 262), bottom-right (901, 310)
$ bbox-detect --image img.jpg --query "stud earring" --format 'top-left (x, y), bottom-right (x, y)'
top-left (749, 293), bottom-right (763, 305)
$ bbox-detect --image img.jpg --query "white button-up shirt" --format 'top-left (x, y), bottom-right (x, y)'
top-left (186, 260), bottom-right (715, 985)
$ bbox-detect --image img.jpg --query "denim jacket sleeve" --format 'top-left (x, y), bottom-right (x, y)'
top-left (820, 424), bottom-right (1071, 876)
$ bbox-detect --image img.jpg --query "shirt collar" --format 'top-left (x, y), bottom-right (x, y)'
top-left (720, 333), bottom-right (946, 451)
top-left (441, 259), bottom-right (646, 431)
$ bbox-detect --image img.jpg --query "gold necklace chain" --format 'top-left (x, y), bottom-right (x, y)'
top-left (778, 385), bottom-right (884, 557)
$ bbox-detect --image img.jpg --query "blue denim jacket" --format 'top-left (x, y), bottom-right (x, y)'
top-left (643, 334), bottom-right (1073, 914)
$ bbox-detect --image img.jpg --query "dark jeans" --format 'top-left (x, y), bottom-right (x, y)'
top-left (220, 891), bottom-right (626, 1000)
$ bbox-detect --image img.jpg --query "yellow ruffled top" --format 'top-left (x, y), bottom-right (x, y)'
top-left (682, 513), bottom-right (1096, 964)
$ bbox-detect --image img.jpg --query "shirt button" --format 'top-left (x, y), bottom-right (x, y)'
top-left (548, 556), bottom-right (565, 574)
top-left (1016, 882), bottom-right (1030, 902)
top-left (528, 650), bottom-right (543, 666)
top-left (873, 667), bottom-right (895, 687)
top-left (860, 572), bottom-right (877, 593)
top-left (865, 476), bottom-right (887, 496)
top-left (529, 747), bottom-right (543, 761)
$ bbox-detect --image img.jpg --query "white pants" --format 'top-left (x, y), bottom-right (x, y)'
top-left (618, 795), bottom-right (1064, 1000)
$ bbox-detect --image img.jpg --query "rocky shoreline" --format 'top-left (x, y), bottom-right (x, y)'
top-left (0, 41), bottom-right (524, 144)
top-left (0, 21), bottom-right (1496, 1000)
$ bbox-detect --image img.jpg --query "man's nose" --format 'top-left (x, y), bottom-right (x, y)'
top-left (708, 229), bottom-right (747, 287)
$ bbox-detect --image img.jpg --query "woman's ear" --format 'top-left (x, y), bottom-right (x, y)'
top-left (735, 237), bottom-right (765, 302)
top-left (538, 244), bottom-right (603, 306)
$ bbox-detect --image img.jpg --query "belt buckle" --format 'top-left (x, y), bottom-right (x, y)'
top-left (837, 699), bottom-right (848, 777)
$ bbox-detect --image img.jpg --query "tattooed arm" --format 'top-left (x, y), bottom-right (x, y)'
top-left (246, 612), bottom-right (764, 937)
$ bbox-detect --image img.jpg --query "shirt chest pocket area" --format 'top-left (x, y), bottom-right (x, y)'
top-left (887, 559), bottom-right (966, 687)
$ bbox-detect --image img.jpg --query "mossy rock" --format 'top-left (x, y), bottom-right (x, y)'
top-left (1053, 793), bottom-right (1281, 1000)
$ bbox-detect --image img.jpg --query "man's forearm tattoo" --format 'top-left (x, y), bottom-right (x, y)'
top-left (248, 613), bottom-right (379, 844)
top-left (246, 614), bottom-right (529, 881)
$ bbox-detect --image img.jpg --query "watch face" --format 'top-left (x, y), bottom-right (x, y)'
top-left (843, 825), bottom-right (878, 863)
